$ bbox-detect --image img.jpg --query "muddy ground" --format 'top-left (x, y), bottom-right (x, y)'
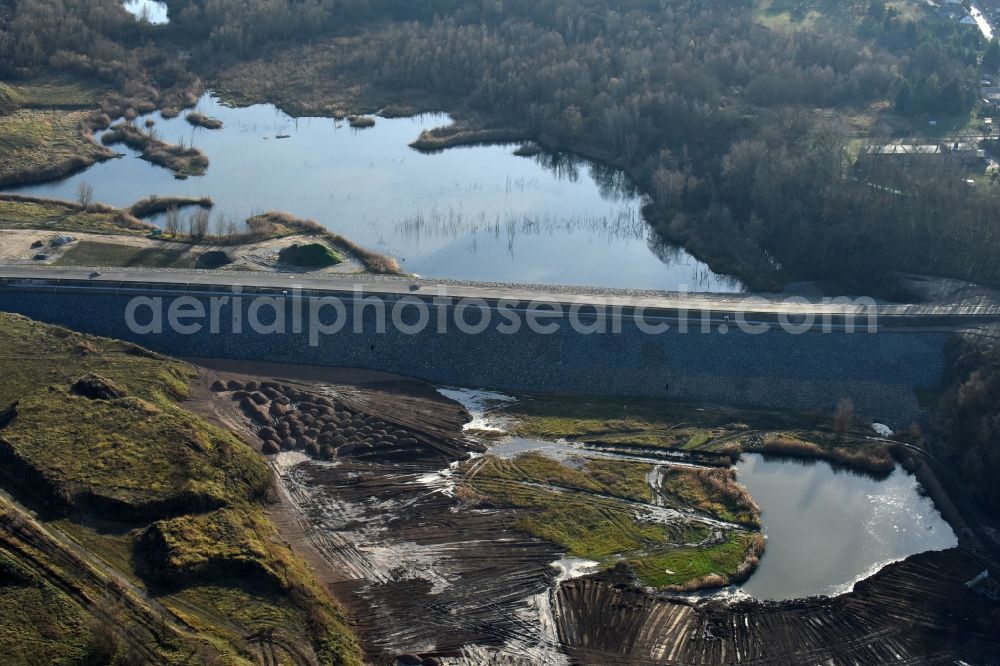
top-left (187, 360), bottom-right (1000, 665)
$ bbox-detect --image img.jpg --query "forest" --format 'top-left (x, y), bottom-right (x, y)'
top-left (938, 333), bottom-right (1000, 515)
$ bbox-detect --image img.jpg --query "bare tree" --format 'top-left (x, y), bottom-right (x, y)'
top-left (163, 206), bottom-right (180, 236)
top-left (77, 181), bottom-right (94, 210)
top-left (211, 214), bottom-right (240, 242)
top-left (833, 398), bottom-right (855, 438)
top-left (188, 209), bottom-right (210, 239)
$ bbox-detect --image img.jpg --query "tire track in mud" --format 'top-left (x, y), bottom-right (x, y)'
top-left (272, 455), bottom-right (571, 663)
top-left (553, 549), bottom-right (1000, 665)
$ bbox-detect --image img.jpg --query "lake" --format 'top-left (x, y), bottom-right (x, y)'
top-left (736, 453), bottom-right (957, 600)
top-left (4, 94), bottom-right (741, 292)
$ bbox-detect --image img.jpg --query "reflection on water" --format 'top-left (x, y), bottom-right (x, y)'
top-left (737, 454), bottom-right (957, 601)
top-left (3, 93), bottom-right (741, 292)
top-left (123, 0), bottom-right (168, 24)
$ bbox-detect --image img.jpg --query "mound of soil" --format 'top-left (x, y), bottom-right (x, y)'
top-left (0, 401), bottom-right (18, 429)
top-left (278, 243), bottom-right (342, 268)
top-left (195, 250), bottom-right (234, 269)
top-left (71, 373), bottom-right (127, 400)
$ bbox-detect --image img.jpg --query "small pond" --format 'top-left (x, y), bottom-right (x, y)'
top-left (736, 453), bottom-right (957, 600)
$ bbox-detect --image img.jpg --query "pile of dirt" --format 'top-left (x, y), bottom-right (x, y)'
top-left (278, 242), bottom-right (341, 268)
top-left (195, 250), bottom-right (233, 269)
top-left (0, 401), bottom-right (17, 429)
top-left (554, 549), bottom-right (1000, 665)
top-left (70, 373), bottom-right (127, 400)
top-left (213, 379), bottom-right (478, 462)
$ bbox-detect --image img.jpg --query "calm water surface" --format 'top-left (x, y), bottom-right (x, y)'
top-left (5, 94), bottom-right (740, 291)
top-left (736, 454), bottom-right (957, 600)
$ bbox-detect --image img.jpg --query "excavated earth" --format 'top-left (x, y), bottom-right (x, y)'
top-left (556, 550), bottom-right (1000, 665)
top-left (188, 360), bottom-right (1000, 665)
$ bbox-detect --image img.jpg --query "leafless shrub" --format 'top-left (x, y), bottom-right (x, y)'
top-left (833, 398), bottom-right (855, 437)
top-left (693, 467), bottom-right (759, 514)
top-left (128, 195), bottom-right (213, 219)
top-left (189, 209), bottom-right (211, 239)
top-left (760, 434), bottom-right (825, 458)
top-left (76, 181), bottom-right (94, 210)
top-left (164, 207), bottom-right (180, 236)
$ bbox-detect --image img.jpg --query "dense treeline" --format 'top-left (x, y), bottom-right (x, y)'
top-left (0, 0), bottom-right (145, 82)
top-left (937, 335), bottom-right (1000, 515)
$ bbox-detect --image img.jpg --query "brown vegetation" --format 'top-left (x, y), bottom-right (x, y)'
top-left (0, 109), bottom-right (115, 187)
top-left (759, 434), bottom-right (895, 474)
top-left (0, 193), bottom-right (155, 233)
top-left (248, 211), bottom-right (402, 274)
top-left (410, 125), bottom-right (530, 152)
top-left (0, 192), bottom-right (114, 214)
top-left (692, 467), bottom-right (759, 523)
top-left (101, 122), bottom-right (209, 178)
top-left (185, 112), bottom-right (223, 130)
top-left (127, 195), bottom-right (213, 219)
top-left (347, 115), bottom-right (375, 128)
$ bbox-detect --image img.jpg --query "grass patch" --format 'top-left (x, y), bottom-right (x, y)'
top-left (1, 378), bottom-right (269, 519)
top-left (464, 452), bottom-right (762, 589)
top-left (0, 109), bottom-right (113, 187)
top-left (470, 452), bottom-right (653, 502)
top-left (0, 196), bottom-right (141, 234)
top-left (503, 394), bottom-right (895, 473)
top-left (0, 550), bottom-right (96, 666)
top-left (0, 313), bottom-right (189, 409)
top-left (53, 519), bottom-right (141, 584)
top-left (506, 395), bottom-right (746, 448)
top-left (279, 242), bottom-right (343, 268)
top-left (0, 313), bottom-right (268, 518)
top-left (12, 78), bottom-right (105, 109)
top-left (164, 584), bottom-right (299, 641)
top-left (632, 531), bottom-right (763, 589)
top-left (473, 475), bottom-right (706, 562)
top-left (54, 240), bottom-right (198, 268)
top-left (0, 313), bottom-right (363, 663)
top-left (0, 83), bottom-right (20, 115)
top-left (753, 0), bottom-right (922, 32)
top-left (139, 508), bottom-right (282, 588)
top-left (659, 467), bottom-right (760, 527)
